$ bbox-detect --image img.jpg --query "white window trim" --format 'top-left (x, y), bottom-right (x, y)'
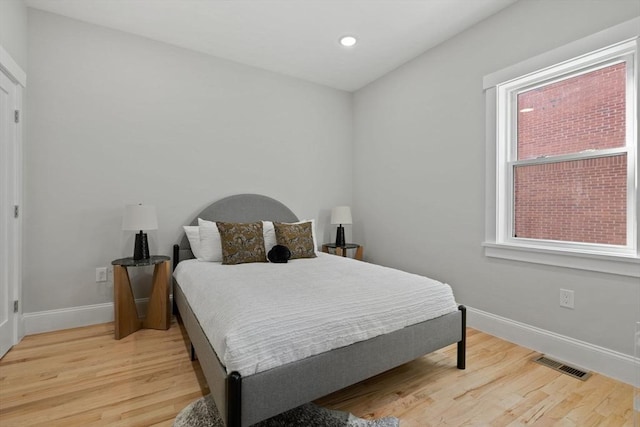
top-left (500, 47), bottom-right (636, 255)
top-left (483, 17), bottom-right (640, 278)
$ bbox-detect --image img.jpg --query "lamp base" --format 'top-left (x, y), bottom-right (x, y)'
top-left (133, 231), bottom-right (150, 260)
top-left (335, 225), bottom-right (346, 247)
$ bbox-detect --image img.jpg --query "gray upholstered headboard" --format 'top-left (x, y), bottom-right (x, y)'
top-left (174, 194), bottom-right (299, 266)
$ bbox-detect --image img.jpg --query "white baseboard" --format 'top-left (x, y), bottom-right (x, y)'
top-left (23, 298), bottom-right (169, 336)
top-left (467, 306), bottom-right (639, 387)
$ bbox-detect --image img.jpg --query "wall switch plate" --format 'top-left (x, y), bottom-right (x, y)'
top-left (560, 289), bottom-right (574, 309)
top-left (96, 267), bottom-right (107, 282)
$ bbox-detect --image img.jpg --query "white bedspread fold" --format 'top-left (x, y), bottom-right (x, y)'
top-left (174, 253), bottom-right (458, 376)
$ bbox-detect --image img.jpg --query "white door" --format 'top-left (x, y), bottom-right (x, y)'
top-left (0, 69), bottom-right (18, 358)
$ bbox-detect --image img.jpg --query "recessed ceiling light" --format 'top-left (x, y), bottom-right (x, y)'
top-left (519, 107), bottom-right (534, 113)
top-left (339, 36), bottom-right (357, 47)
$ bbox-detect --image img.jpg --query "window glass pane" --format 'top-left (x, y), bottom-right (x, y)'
top-left (514, 155), bottom-right (627, 245)
top-left (517, 63), bottom-right (626, 160)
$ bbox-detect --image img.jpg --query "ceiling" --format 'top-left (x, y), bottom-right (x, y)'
top-left (25, 0), bottom-right (518, 92)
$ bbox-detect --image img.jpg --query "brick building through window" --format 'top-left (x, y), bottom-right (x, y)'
top-left (514, 63), bottom-right (627, 245)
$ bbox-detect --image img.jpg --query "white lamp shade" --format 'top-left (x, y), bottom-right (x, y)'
top-left (331, 206), bottom-right (352, 225)
top-left (122, 204), bottom-right (158, 231)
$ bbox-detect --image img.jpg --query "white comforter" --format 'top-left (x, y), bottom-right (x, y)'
top-left (173, 253), bottom-right (458, 376)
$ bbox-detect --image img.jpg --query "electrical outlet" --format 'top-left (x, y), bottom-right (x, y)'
top-left (96, 267), bottom-right (107, 282)
top-left (559, 289), bottom-right (574, 309)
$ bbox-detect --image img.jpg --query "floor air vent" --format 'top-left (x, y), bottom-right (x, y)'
top-left (533, 356), bottom-right (591, 381)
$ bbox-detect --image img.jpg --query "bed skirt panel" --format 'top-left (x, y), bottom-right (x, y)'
top-left (241, 309), bottom-right (462, 425)
top-left (174, 281), bottom-right (230, 423)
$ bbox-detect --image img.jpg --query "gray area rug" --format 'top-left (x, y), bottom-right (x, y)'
top-left (174, 395), bottom-right (399, 427)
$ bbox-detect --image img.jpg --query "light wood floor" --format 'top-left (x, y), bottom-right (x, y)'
top-left (0, 318), bottom-right (635, 426)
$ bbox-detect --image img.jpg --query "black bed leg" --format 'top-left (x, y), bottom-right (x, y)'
top-left (227, 371), bottom-right (242, 427)
top-left (190, 343), bottom-right (197, 361)
top-left (173, 244), bottom-right (180, 272)
top-left (172, 244), bottom-right (179, 315)
top-left (457, 305), bottom-right (466, 369)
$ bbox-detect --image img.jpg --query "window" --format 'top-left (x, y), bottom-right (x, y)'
top-left (483, 19), bottom-right (639, 277)
top-left (510, 59), bottom-right (631, 248)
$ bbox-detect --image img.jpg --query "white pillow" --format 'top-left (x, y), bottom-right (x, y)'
top-left (262, 221), bottom-right (277, 253)
top-left (183, 226), bottom-right (202, 260)
top-left (198, 218), bottom-right (223, 262)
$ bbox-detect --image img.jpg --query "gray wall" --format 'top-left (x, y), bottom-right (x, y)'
top-left (0, 0), bottom-right (27, 71)
top-left (25, 9), bottom-right (353, 312)
top-left (352, 0), bottom-right (640, 356)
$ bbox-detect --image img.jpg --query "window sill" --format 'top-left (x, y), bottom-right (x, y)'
top-left (482, 242), bottom-right (640, 278)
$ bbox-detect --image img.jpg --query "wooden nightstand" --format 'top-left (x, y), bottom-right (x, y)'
top-left (321, 243), bottom-right (363, 261)
top-left (111, 255), bottom-right (171, 340)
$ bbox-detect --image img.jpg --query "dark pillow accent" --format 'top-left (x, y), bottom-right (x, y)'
top-left (273, 222), bottom-right (317, 259)
top-left (216, 222), bottom-right (267, 265)
top-left (268, 245), bottom-right (291, 263)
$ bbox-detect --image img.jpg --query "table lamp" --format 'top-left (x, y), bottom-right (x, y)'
top-left (331, 206), bottom-right (352, 247)
top-left (122, 204), bottom-right (158, 260)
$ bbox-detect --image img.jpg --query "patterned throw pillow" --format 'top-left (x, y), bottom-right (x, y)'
top-left (216, 222), bottom-right (267, 265)
top-left (273, 221), bottom-right (317, 259)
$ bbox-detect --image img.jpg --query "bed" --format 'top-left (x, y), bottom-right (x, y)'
top-left (172, 194), bottom-right (466, 427)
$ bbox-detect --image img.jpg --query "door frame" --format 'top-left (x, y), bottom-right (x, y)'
top-left (0, 44), bottom-right (26, 354)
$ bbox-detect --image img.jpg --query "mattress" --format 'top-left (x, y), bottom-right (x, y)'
top-left (173, 253), bottom-right (458, 377)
